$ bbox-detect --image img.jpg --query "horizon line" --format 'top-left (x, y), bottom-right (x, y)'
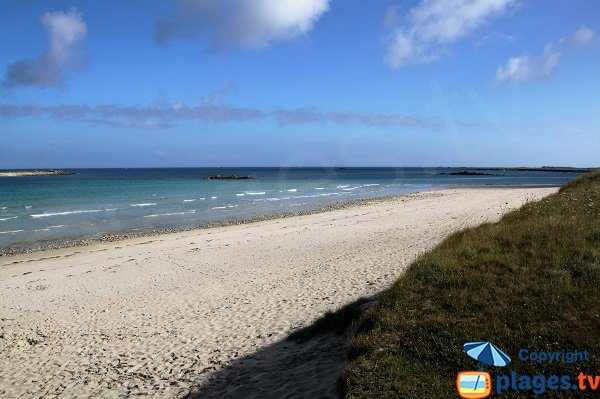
top-left (1, 166), bottom-right (598, 170)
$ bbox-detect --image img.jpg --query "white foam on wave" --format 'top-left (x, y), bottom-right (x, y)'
top-left (287, 189), bottom-right (297, 192)
top-left (0, 229), bottom-right (24, 234)
top-left (211, 206), bottom-right (227, 210)
top-left (253, 197), bottom-right (286, 202)
top-left (199, 198), bottom-right (206, 200)
top-left (0, 207), bottom-right (6, 210)
top-left (31, 209), bottom-right (103, 218)
top-left (28, 225), bottom-right (64, 231)
top-left (246, 192), bottom-right (266, 195)
top-left (105, 208), bottom-right (119, 211)
top-left (0, 216), bottom-right (18, 221)
top-left (211, 196), bottom-right (217, 199)
top-left (337, 185), bottom-right (349, 189)
top-left (236, 193), bottom-right (245, 197)
top-left (25, 205), bottom-right (32, 209)
top-left (337, 185), bottom-right (363, 191)
top-left (183, 199), bottom-right (196, 202)
top-left (144, 210), bottom-right (196, 218)
top-left (292, 192), bottom-right (343, 200)
top-left (314, 187), bottom-right (325, 190)
top-left (130, 203), bottom-right (157, 207)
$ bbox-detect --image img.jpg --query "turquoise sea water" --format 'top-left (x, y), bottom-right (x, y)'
top-left (0, 167), bottom-right (583, 249)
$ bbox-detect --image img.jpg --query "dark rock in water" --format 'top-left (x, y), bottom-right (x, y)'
top-left (440, 171), bottom-right (494, 176)
top-left (205, 175), bottom-right (255, 180)
top-left (47, 169), bottom-right (75, 175)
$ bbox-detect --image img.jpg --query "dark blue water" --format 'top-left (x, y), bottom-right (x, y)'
top-left (0, 167), bottom-right (583, 249)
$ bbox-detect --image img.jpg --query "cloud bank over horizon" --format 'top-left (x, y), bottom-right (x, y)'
top-left (154, 0), bottom-right (331, 50)
top-left (0, 101), bottom-right (447, 131)
top-left (3, 8), bottom-right (86, 88)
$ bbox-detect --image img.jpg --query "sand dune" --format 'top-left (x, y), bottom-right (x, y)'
top-left (0, 187), bottom-right (556, 398)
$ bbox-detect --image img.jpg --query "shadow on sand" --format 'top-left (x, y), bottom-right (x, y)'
top-left (184, 332), bottom-right (348, 399)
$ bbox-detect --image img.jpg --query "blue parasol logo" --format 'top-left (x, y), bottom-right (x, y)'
top-left (463, 341), bottom-right (511, 369)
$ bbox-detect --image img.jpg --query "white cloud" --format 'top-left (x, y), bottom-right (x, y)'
top-left (385, 0), bottom-right (517, 69)
top-left (496, 26), bottom-right (596, 84)
top-left (562, 26), bottom-right (595, 47)
top-left (155, 0), bottom-right (330, 50)
top-left (3, 8), bottom-right (87, 88)
top-left (496, 52), bottom-right (561, 83)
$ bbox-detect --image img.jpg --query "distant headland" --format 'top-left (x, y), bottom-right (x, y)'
top-left (0, 169), bottom-right (74, 177)
top-left (439, 171), bottom-right (493, 176)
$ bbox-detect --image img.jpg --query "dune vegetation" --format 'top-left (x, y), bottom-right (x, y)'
top-left (336, 170), bottom-right (600, 398)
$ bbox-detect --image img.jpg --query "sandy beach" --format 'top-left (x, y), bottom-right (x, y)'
top-left (0, 187), bottom-right (557, 398)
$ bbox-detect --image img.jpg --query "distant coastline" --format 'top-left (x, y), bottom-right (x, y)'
top-left (470, 167), bottom-right (595, 173)
top-left (437, 167), bottom-right (596, 176)
top-left (0, 169), bottom-right (74, 177)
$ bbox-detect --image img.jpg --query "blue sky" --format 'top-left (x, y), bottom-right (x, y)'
top-left (1, 0), bottom-right (599, 168)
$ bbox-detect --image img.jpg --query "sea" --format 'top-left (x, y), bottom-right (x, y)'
top-left (0, 167), bottom-right (584, 250)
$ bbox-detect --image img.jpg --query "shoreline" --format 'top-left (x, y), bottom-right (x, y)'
top-left (1, 193), bottom-right (418, 257)
top-left (0, 184), bottom-right (559, 257)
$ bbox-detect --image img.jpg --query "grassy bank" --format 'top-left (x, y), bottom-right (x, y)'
top-left (340, 171), bottom-right (600, 398)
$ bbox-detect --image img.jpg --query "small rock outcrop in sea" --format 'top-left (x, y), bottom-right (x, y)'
top-left (205, 175), bottom-right (255, 180)
top-left (0, 169), bottom-right (75, 177)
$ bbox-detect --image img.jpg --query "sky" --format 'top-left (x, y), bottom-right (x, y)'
top-left (0, 0), bottom-right (599, 168)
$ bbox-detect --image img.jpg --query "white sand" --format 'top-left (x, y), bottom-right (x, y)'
top-left (0, 187), bottom-right (557, 398)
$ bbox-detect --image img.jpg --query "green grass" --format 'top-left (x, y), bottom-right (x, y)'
top-left (339, 170), bottom-right (600, 398)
